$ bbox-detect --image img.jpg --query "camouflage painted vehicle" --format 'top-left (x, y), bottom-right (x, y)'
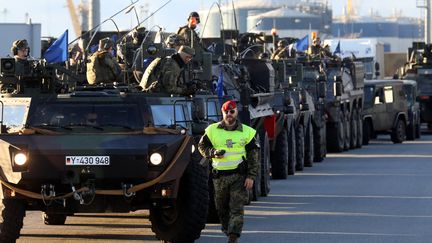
top-left (362, 79), bottom-right (409, 144)
top-left (403, 42), bottom-right (432, 130)
top-left (272, 59), bottom-right (316, 173)
top-left (402, 79), bottom-right (421, 140)
top-left (291, 59), bottom-right (328, 163)
top-left (321, 58), bottom-right (365, 152)
top-left (0, 58), bottom-right (208, 243)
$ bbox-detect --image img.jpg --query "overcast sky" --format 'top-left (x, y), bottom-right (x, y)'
top-left (0, 0), bottom-right (423, 39)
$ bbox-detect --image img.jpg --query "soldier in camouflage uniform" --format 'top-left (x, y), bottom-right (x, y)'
top-left (11, 39), bottom-right (31, 76)
top-left (86, 37), bottom-right (121, 84)
top-left (271, 39), bottom-right (296, 60)
top-left (198, 100), bottom-right (260, 243)
top-left (177, 12), bottom-right (206, 52)
top-left (139, 45), bottom-right (197, 95)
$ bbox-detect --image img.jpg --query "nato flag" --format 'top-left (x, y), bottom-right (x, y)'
top-left (44, 30), bottom-right (68, 63)
top-left (296, 35), bottom-right (309, 52)
top-left (333, 40), bottom-right (341, 55)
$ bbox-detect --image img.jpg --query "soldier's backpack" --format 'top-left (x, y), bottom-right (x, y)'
top-left (139, 57), bottom-right (162, 91)
top-left (86, 51), bottom-right (113, 84)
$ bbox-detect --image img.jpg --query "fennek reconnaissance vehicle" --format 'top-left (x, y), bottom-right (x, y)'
top-left (0, 58), bottom-right (209, 243)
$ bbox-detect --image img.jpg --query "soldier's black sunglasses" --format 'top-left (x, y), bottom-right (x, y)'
top-left (224, 109), bottom-right (236, 114)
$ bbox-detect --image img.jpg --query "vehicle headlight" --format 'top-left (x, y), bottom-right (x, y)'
top-left (14, 153), bottom-right (27, 166)
top-left (149, 152), bottom-right (163, 166)
top-left (191, 144), bottom-right (196, 153)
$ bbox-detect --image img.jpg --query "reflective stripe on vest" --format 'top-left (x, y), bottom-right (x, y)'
top-left (206, 122), bottom-right (256, 170)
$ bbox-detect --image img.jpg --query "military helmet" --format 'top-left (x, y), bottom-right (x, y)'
top-left (188, 11), bottom-right (200, 24)
top-left (278, 39), bottom-right (288, 47)
top-left (99, 37), bottom-right (114, 51)
top-left (165, 34), bottom-right (185, 48)
top-left (11, 39), bottom-right (29, 55)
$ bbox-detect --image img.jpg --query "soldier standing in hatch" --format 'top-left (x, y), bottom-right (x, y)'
top-left (271, 39), bottom-right (296, 60)
top-left (86, 37), bottom-right (121, 84)
top-left (177, 12), bottom-right (205, 52)
top-left (198, 100), bottom-right (260, 243)
top-left (11, 39), bottom-right (31, 76)
top-left (309, 36), bottom-right (324, 58)
top-left (139, 45), bottom-right (197, 96)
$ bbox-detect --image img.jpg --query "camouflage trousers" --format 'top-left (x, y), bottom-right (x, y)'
top-left (213, 174), bottom-right (248, 236)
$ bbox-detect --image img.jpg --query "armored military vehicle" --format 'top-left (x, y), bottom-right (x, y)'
top-left (402, 79), bottom-right (421, 140)
top-left (322, 58), bottom-right (365, 152)
top-left (403, 42), bottom-right (432, 130)
top-left (0, 58), bottom-right (209, 243)
top-left (362, 79), bottom-right (408, 144)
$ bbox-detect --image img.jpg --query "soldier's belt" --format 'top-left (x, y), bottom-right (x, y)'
top-left (212, 168), bottom-right (240, 177)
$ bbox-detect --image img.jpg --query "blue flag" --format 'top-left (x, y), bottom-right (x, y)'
top-left (44, 30), bottom-right (68, 63)
top-left (296, 35), bottom-right (309, 52)
top-left (216, 68), bottom-right (224, 103)
top-left (333, 40), bottom-right (341, 55)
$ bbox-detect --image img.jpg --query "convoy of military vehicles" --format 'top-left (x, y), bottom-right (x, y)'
top-left (0, 3), bottom-right (428, 242)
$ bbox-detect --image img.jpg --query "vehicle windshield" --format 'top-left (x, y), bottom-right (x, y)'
top-left (0, 98), bottom-right (31, 134)
top-left (28, 103), bottom-right (144, 131)
top-left (150, 104), bottom-right (188, 128)
top-left (403, 85), bottom-right (415, 106)
top-left (364, 85), bottom-right (375, 109)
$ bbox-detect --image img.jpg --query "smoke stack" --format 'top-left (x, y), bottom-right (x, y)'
top-left (89, 0), bottom-right (100, 30)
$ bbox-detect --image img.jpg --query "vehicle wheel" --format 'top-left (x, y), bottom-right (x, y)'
top-left (350, 111), bottom-right (358, 149)
top-left (356, 111), bottom-right (363, 148)
top-left (287, 123), bottom-right (297, 175)
top-left (150, 156), bottom-right (209, 243)
top-left (344, 111), bottom-right (351, 150)
top-left (391, 119), bottom-right (406, 144)
top-left (42, 212), bottom-right (67, 225)
top-left (295, 124), bottom-right (305, 171)
top-left (313, 117), bottom-right (326, 162)
top-left (270, 128), bottom-right (288, 179)
top-left (362, 119), bottom-right (371, 145)
top-left (259, 132), bottom-right (271, 196)
top-left (0, 198), bottom-right (26, 242)
top-left (415, 122), bottom-right (421, 139)
top-left (406, 120), bottom-right (415, 141)
top-left (304, 119), bottom-right (314, 167)
top-left (327, 112), bottom-right (345, 152)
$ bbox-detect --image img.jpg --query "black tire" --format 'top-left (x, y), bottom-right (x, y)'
top-left (313, 117), bottom-right (326, 162)
top-left (391, 119), bottom-right (406, 144)
top-left (344, 111), bottom-right (351, 151)
top-left (327, 112), bottom-right (345, 152)
top-left (42, 212), bottom-right (67, 225)
top-left (356, 111), bottom-right (363, 148)
top-left (287, 123), bottom-right (297, 175)
top-left (259, 132), bottom-right (271, 196)
top-left (415, 123), bottom-right (421, 139)
top-left (350, 111), bottom-right (358, 149)
top-left (150, 157), bottom-right (209, 243)
top-left (362, 119), bottom-right (371, 145)
top-left (295, 124), bottom-right (305, 171)
top-left (406, 120), bottom-right (415, 141)
top-left (270, 128), bottom-right (289, 179)
top-left (0, 199), bottom-right (26, 242)
top-left (304, 119), bottom-right (314, 167)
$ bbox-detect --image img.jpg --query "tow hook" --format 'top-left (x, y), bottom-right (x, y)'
top-left (41, 184), bottom-right (56, 198)
top-left (70, 184), bottom-right (83, 203)
top-left (122, 183), bottom-right (135, 198)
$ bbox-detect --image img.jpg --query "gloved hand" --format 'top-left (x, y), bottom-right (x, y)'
top-left (187, 82), bottom-right (198, 94)
top-left (212, 149), bottom-right (226, 158)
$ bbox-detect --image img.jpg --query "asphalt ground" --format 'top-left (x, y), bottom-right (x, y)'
top-left (16, 134), bottom-right (432, 243)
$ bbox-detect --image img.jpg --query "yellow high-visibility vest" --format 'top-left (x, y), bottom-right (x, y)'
top-left (206, 122), bottom-right (256, 170)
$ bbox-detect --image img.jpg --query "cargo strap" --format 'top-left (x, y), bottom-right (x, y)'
top-left (0, 135), bottom-right (191, 200)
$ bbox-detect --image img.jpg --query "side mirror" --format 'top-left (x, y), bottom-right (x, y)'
top-left (334, 82), bottom-right (343, 97)
top-left (375, 62), bottom-right (380, 72)
top-left (192, 98), bottom-right (206, 121)
top-left (317, 75), bottom-right (327, 99)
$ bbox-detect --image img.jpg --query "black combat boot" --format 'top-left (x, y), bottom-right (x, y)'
top-left (228, 233), bottom-right (238, 243)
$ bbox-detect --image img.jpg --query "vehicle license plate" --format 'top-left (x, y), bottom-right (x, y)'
top-left (65, 156), bottom-right (110, 165)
